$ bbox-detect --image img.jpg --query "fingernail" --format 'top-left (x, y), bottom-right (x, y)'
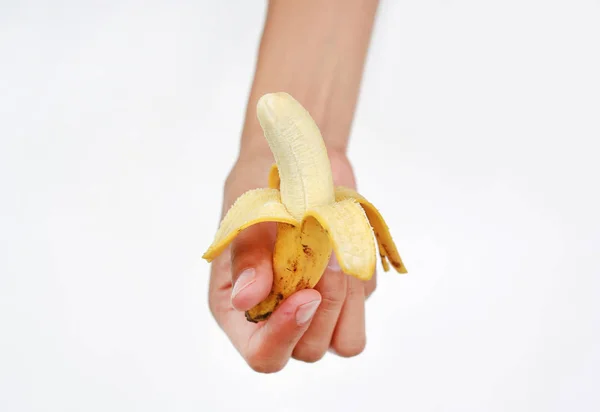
top-left (296, 300), bottom-right (321, 326)
top-left (231, 268), bottom-right (256, 299)
top-left (327, 254), bottom-right (341, 272)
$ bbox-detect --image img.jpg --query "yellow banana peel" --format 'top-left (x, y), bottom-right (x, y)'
top-left (203, 92), bottom-right (407, 323)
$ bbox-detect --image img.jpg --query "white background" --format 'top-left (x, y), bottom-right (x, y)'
top-left (1, 1), bottom-right (599, 411)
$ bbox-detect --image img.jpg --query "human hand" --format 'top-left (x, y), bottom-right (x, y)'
top-left (208, 150), bottom-right (376, 373)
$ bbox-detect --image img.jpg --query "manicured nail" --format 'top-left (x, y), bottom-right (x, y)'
top-left (327, 254), bottom-right (341, 272)
top-left (296, 300), bottom-right (321, 326)
top-left (231, 268), bottom-right (256, 300)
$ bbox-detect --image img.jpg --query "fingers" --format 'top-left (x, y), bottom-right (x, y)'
top-left (211, 248), bottom-right (323, 373)
top-left (243, 289), bottom-right (322, 373)
top-left (209, 226), bottom-right (375, 373)
top-left (330, 276), bottom-right (366, 357)
top-left (229, 222), bottom-right (276, 311)
top-left (292, 254), bottom-right (347, 362)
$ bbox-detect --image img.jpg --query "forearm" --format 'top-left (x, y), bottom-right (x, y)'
top-left (239, 0), bottom-right (379, 157)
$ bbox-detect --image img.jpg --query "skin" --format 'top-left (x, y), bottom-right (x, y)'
top-left (208, 0), bottom-right (380, 373)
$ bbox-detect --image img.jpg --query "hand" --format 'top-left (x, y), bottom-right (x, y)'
top-left (208, 150), bottom-right (377, 373)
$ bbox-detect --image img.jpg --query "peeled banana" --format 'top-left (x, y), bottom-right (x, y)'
top-left (203, 92), bottom-right (407, 322)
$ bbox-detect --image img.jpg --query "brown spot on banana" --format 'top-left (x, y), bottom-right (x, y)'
top-left (244, 219), bottom-right (331, 322)
top-left (302, 244), bottom-right (313, 257)
top-left (204, 93), bottom-right (407, 324)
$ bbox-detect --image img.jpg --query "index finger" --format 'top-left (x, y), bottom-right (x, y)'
top-left (209, 250), bottom-right (322, 373)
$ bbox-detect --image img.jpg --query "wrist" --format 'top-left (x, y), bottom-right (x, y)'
top-left (238, 132), bottom-right (348, 166)
top-left (238, 0), bottom-right (379, 157)
top-left (225, 144), bottom-right (354, 215)
top-left (240, 102), bottom-right (350, 159)
top-left (233, 142), bottom-right (353, 189)
top-left (235, 123), bottom-right (351, 166)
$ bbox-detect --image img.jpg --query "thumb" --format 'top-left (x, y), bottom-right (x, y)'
top-left (230, 222), bottom-right (276, 311)
top-left (245, 289), bottom-right (322, 373)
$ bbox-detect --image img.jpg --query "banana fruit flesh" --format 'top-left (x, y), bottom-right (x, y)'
top-left (203, 92), bottom-right (407, 322)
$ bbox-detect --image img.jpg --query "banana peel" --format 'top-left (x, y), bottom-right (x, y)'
top-left (203, 92), bottom-right (407, 322)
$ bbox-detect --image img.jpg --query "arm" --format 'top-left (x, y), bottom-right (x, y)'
top-left (240, 0), bottom-right (379, 157)
top-left (209, 0), bottom-right (380, 373)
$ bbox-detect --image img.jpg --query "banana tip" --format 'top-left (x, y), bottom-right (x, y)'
top-left (257, 92), bottom-right (295, 118)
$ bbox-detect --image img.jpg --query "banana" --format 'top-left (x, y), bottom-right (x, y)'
top-left (203, 92), bottom-right (407, 322)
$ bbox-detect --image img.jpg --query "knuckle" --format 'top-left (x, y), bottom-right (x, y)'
top-left (365, 278), bottom-right (377, 299)
top-left (320, 294), bottom-right (346, 312)
top-left (317, 276), bottom-right (347, 309)
top-left (245, 348), bottom-right (286, 374)
top-left (208, 274), bottom-right (228, 323)
top-left (332, 337), bottom-right (366, 358)
top-left (346, 277), bottom-right (365, 300)
top-left (207, 292), bottom-right (218, 320)
top-left (293, 342), bottom-right (327, 363)
top-left (246, 356), bottom-right (285, 374)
